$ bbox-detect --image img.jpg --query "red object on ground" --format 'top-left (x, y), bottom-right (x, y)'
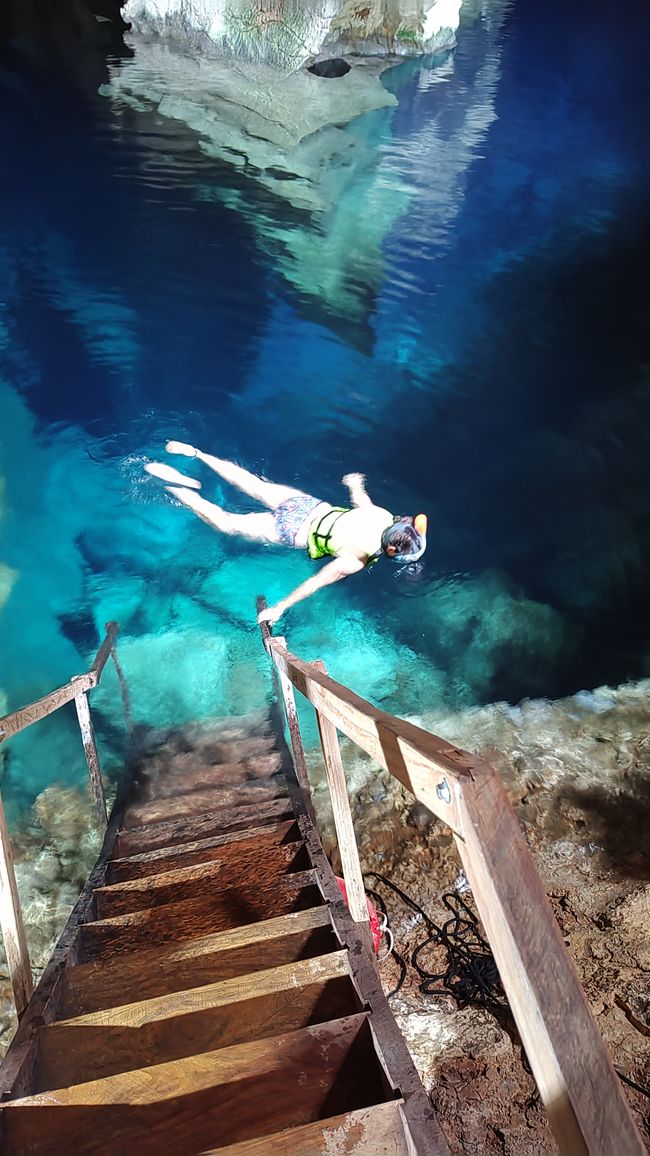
top-left (335, 876), bottom-right (382, 954)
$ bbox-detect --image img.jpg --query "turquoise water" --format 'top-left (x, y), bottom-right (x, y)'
top-left (1, 0), bottom-right (650, 814)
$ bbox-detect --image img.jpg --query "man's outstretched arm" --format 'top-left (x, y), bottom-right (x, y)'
top-left (342, 472), bottom-right (373, 507)
top-left (257, 554), bottom-right (365, 625)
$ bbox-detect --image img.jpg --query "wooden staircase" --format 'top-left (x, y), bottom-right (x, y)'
top-left (0, 710), bottom-right (446, 1155)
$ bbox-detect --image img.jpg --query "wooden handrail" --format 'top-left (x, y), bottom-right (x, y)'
top-left (0, 622), bottom-right (123, 1019)
top-left (260, 628), bottom-right (645, 1156)
top-left (0, 622), bottom-right (119, 744)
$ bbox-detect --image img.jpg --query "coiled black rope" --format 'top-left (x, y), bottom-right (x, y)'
top-left (364, 872), bottom-right (650, 1104)
top-left (364, 871), bottom-right (507, 1015)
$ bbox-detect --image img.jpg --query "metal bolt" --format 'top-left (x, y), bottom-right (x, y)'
top-left (436, 778), bottom-right (451, 805)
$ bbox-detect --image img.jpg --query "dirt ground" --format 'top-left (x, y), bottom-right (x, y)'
top-left (312, 685), bottom-right (650, 1153)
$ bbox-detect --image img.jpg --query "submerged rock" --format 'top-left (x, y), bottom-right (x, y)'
top-left (123, 0), bottom-right (464, 70)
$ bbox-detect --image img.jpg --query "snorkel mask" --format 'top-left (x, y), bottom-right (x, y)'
top-left (383, 514), bottom-right (428, 563)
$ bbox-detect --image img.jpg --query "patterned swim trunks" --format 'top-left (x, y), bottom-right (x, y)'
top-left (274, 494), bottom-right (323, 547)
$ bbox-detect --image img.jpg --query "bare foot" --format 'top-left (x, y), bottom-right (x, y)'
top-left (145, 462), bottom-right (202, 489)
top-left (166, 440), bottom-right (197, 457)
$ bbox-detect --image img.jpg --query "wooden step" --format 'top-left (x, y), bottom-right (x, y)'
top-left (37, 952), bottom-right (357, 1088)
top-left (59, 907), bottom-right (338, 1018)
top-left (115, 800), bottom-right (295, 857)
top-left (78, 872), bottom-right (322, 962)
top-left (94, 841), bottom-right (309, 918)
top-left (138, 733), bottom-right (277, 776)
top-left (200, 1101), bottom-right (409, 1155)
top-left (107, 820), bottom-right (301, 883)
top-left (135, 754), bottom-right (282, 800)
top-left (1, 1014), bottom-right (392, 1155)
top-left (122, 779), bottom-right (289, 829)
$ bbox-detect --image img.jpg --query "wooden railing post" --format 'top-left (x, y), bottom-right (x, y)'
top-left (72, 681), bottom-right (107, 833)
top-left (110, 644), bottom-right (132, 740)
top-left (273, 636), bottom-right (316, 825)
top-left (313, 662), bottom-right (374, 960)
top-left (0, 790), bottom-right (33, 1018)
top-left (262, 635), bottom-right (646, 1156)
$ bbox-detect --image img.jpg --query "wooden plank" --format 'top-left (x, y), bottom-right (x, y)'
top-left (0, 747), bottom-right (138, 1102)
top-left (2, 1014), bottom-right (385, 1156)
top-left (115, 799), bottom-right (295, 857)
top-left (269, 640), bottom-right (644, 1156)
top-left (90, 621), bottom-right (119, 680)
top-left (314, 700), bottom-right (373, 958)
top-left (0, 790), bottom-right (33, 1018)
top-left (455, 771), bottom-right (646, 1156)
top-left (0, 625), bottom-right (117, 746)
top-left (94, 841), bottom-right (308, 918)
top-left (73, 689), bottom-right (107, 832)
top-left (36, 952), bottom-right (355, 1087)
top-left (293, 812), bottom-right (450, 1156)
top-left (0, 675), bottom-right (94, 744)
top-left (200, 1101), bottom-right (409, 1156)
top-left (107, 820), bottom-right (300, 883)
top-left (122, 779), bottom-right (289, 829)
top-left (273, 635), bottom-right (316, 824)
top-left (59, 907), bottom-right (337, 1018)
top-left (135, 756), bottom-right (282, 800)
top-left (79, 872), bottom-right (322, 962)
top-left (269, 638), bottom-right (477, 835)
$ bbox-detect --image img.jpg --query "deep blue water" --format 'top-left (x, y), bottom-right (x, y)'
top-left (1, 0), bottom-right (650, 813)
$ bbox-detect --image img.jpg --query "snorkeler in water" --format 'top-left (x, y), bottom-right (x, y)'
top-left (145, 442), bottom-right (427, 625)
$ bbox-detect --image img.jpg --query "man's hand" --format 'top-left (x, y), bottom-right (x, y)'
top-left (342, 472), bottom-right (365, 487)
top-left (257, 603), bottom-right (285, 627)
top-left (166, 440), bottom-right (197, 457)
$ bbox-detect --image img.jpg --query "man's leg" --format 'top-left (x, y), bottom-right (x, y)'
top-left (166, 486), bottom-right (280, 544)
top-left (145, 462), bottom-right (202, 488)
top-left (166, 441), bottom-right (301, 510)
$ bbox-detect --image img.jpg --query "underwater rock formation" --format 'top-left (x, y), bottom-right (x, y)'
top-left (99, 0), bottom-right (510, 329)
top-left (122, 0), bottom-right (463, 70)
top-left (0, 785), bottom-right (102, 1056)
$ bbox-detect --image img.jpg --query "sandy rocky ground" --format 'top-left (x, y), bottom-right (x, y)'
top-left (1, 681), bottom-right (649, 1154)
top-left (309, 681), bottom-right (650, 1153)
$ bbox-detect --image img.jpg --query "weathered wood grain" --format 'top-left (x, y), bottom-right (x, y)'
top-left (267, 636), bottom-right (646, 1156)
top-left (122, 779), bottom-right (289, 829)
top-left (90, 621), bottom-right (119, 680)
top-left (0, 790), bottom-right (33, 1017)
top-left (73, 689), bottom-right (107, 832)
top-left (115, 800), bottom-right (295, 857)
top-left (268, 638), bottom-right (478, 835)
top-left (455, 771), bottom-right (646, 1156)
top-left (0, 623), bottom-right (118, 745)
top-left (79, 873), bottom-right (322, 962)
top-left (94, 842), bottom-right (308, 918)
top-left (59, 907), bottom-right (337, 1018)
top-left (0, 676), bottom-right (93, 744)
top-left (37, 953), bottom-right (355, 1087)
top-left (314, 695), bottom-right (372, 955)
top-left (2, 1015), bottom-right (384, 1156)
top-left (200, 1101), bottom-right (409, 1156)
top-left (106, 820), bottom-right (300, 883)
top-left (293, 812), bottom-right (451, 1156)
top-left (135, 755), bottom-right (282, 800)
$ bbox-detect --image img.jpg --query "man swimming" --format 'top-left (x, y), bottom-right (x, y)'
top-left (145, 441), bottom-right (427, 625)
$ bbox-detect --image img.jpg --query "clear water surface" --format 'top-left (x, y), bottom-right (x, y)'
top-left (1, 0), bottom-right (650, 815)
